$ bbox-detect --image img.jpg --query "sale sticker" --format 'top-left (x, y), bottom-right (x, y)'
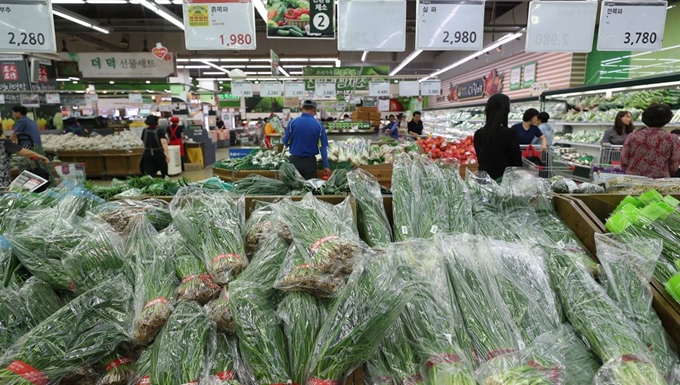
top-left (183, 0), bottom-right (257, 50)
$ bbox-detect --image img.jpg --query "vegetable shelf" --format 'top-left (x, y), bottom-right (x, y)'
top-left (52, 149), bottom-right (144, 178)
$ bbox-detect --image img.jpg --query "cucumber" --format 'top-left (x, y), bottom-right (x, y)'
top-left (289, 25), bottom-right (303, 34)
top-left (290, 29), bottom-right (303, 37)
top-left (277, 29), bottom-right (291, 36)
top-left (278, 25), bottom-right (293, 30)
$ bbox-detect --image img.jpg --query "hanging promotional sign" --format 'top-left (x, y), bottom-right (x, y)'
top-left (260, 82), bottom-right (282, 97)
top-left (284, 81), bottom-right (305, 97)
top-left (315, 80), bottom-right (336, 98)
top-left (338, 0), bottom-right (406, 51)
top-left (0, 55), bottom-right (30, 92)
top-left (445, 69), bottom-right (503, 102)
top-left (420, 80), bottom-right (441, 96)
top-left (265, 0), bottom-right (335, 39)
top-left (509, 66), bottom-right (521, 91)
top-left (399, 81), bottom-right (420, 96)
top-left (526, 1), bottom-right (598, 53)
top-left (184, 0), bottom-right (256, 50)
top-left (415, 0), bottom-right (484, 51)
top-left (596, 1), bottom-right (666, 51)
top-left (232, 81), bottom-right (253, 97)
top-left (522, 62), bottom-right (537, 89)
top-left (0, 0), bottom-right (56, 53)
top-left (31, 59), bottom-right (57, 91)
top-left (62, 52), bottom-right (175, 78)
top-left (270, 49), bottom-right (280, 76)
top-left (302, 66), bottom-right (390, 91)
top-left (369, 81), bottom-right (390, 97)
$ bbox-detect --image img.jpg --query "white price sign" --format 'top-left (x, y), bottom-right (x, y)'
top-left (0, 0), bottom-right (56, 53)
top-left (284, 81), bottom-right (305, 97)
top-left (232, 81), bottom-right (253, 97)
top-left (597, 1), bottom-right (666, 51)
top-left (369, 81), bottom-right (390, 97)
top-left (420, 80), bottom-right (441, 96)
top-left (525, 1), bottom-right (597, 53)
top-left (183, 0), bottom-right (256, 50)
top-left (338, 0), bottom-right (406, 51)
top-left (45, 93), bottom-right (60, 104)
top-left (315, 80), bottom-right (336, 98)
top-left (260, 82), bottom-right (282, 97)
top-left (128, 93), bottom-right (143, 103)
top-left (416, 0), bottom-right (484, 51)
top-left (399, 81), bottom-right (420, 96)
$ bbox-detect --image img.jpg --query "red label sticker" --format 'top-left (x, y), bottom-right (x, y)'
top-left (6, 360), bottom-right (49, 385)
top-left (309, 379), bottom-right (337, 385)
top-left (425, 353), bottom-right (461, 368)
top-left (144, 297), bottom-right (169, 310)
top-left (105, 357), bottom-right (134, 372)
top-left (216, 371), bottom-right (235, 380)
top-left (487, 348), bottom-right (516, 360)
top-left (137, 376), bottom-right (151, 385)
top-left (310, 235), bottom-right (339, 255)
top-left (213, 254), bottom-right (242, 264)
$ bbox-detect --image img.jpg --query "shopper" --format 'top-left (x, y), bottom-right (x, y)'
top-left (511, 108), bottom-right (547, 151)
top-left (343, 114), bottom-right (351, 121)
top-left (621, 104), bottom-right (680, 179)
top-left (672, 130), bottom-right (680, 178)
top-left (473, 94), bottom-right (522, 181)
top-left (63, 117), bottom-right (87, 136)
top-left (139, 115), bottom-right (169, 178)
top-left (282, 99), bottom-right (330, 180)
top-left (383, 116), bottom-right (399, 140)
top-left (408, 111), bottom-right (424, 137)
top-left (167, 116), bottom-right (185, 164)
top-left (215, 116), bottom-right (225, 130)
top-left (533, 112), bottom-right (554, 148)
top-left (0, 135), bottom-right (49, 188)
top-left (601, 111), bottom-right (634, 145)
top-left (10, 106), bottom-right (41, 148)
top-left (264, 118), bottom-right (278, 149)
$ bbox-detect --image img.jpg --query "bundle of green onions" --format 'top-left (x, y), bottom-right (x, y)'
top-left (546, 247), bottom-right (667, 385)
top-left (205, 334), bottom-right (241, 385)
top-left (277, 292), bottom-right (322, 385)
top-left (369, 319), bottom-right (423, 385)
top-left (129, 349), bottom-right (152, 385)
top-left (306, 252), bottom-right (412, 385)
top-left (205, 288), bottom-right (235, 333)
top-left (127, 215), bottom-right (177, 346)
top-left (439, 161), bottom-right (475, 234)
top-left (317, 169), bottom-right (349, 196)
top-left (239, 233), bottom-right (290, 291)
top-left (91, 198), bottom-right (172, 233)
top-left (175, 249), bottom-right (221, 303)
top-left (347, 169), bottom-right (392, 247)
top-left (245, 205), bottom-right (275, 256)
top-left (279, 163), bottom-right (306, 191)
top-left (274, 242), bottom-right (344, 298)
top-left (0, 276), bottom-right (132, 385)
top-left (0, 194), bottom-right (25, 234)
top-left (0, 235), bottom-right (20, 288)
top-left (96, 351), bottom-right (136, 385)
top-left (202, 217), bottom-right (249, 284)
top-left (234, 175), bottom-right (290, 195)
top-left (150, 301), bottom-right (214, 385)
top-left (229, 281), bottom-right (290, 385)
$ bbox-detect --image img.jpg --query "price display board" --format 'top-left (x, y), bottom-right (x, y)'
top-left (128, 93), bottom-right (143, 103)
top-left (369, 81), bottom-right (390, 97)
top-left (420, 80), bottom-right (441, 96)
top-left (260, 82), bottom-right (282, 97)
top-left (597, 1), bottom-right (666, 51)
top-left (232, 81), bottom-right (253, 97)
top-left (315, 80), bottom-right (336, 98)
top-left (184, 0), bottom-right (256, 50)
top-left (284, 81), bottom-right (305, 97)
top-left (416, 0), bottom-right (484, 51)
top-left (338, 0), bottom-right (406, 51)
top-left (399, 81), bottom-right (420, 96)
top-left (525, 1), bottom-right (597, 53)
top-left (0, 0), bottom-right (56, 53)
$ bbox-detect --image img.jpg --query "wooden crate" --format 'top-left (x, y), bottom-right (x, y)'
top-left (358, 164), bottom-right (393, 189)
top-left (460, 163), bottom-right (479, 179)
top-left (56, 150), bottom-right (106, 177)
top-left (102, 150), bottom-right (129, 176)
top-left (127, 149), bottom-right (143, 176)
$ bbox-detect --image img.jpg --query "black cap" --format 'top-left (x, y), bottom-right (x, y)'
top-left (302, 99), bottom-right (317, 109)
top-left (145, 115), bottom-right (159, 126)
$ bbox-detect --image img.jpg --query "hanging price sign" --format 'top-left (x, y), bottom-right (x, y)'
top-left (284, 81), bottom-right (305, 97)
top-left (399, 81), bottom-right (420, 96)
top-left (0, 0), bottom-right (56, 53)
top-left (526, 1), bottom-right (597, 53)
top-left (183, 0), bottom-right (256, 50)
top-left (232, 81), bottom-right (253, 97)
top-left (129, 93), bottom-right (142, 103)
top-left (338, 0), bottom-right (406, 51)
top-left (315, 80), bottom-right (336, 98)
top-left (369, 81), bottom-right (390, 97)
top-left (420, 80), bottom-right (441, 96)
top-left (416, 0), bottom-right (484, 50)
top-left (260, 82), bottom-right (282, 97)
top-left (597, 1), bottom-right (666, 51)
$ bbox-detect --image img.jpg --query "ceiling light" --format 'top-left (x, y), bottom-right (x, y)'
top-left (313, 65), bottom-right (334, 68)
top-left (191, 58), bottom-right (219, 62)
top-left (336, 60), bottom-right (341, 67)
top-left (246, 65), bottom-right (271, 69)
top-left (221, 58), bottom-right (249, 62)
top-left (251, 59), bottom-right (271, 62)
top-left (86, 0), bottom-right (127, 3)
top-left (202, 60), bottom-right (230, 74)
top-left (146, 89), bottom-right (154, 93)
top-left (289, 71), bottom-right (303, 75)
top-left (53, 7), bottom-right (112, 34)
top-left (156, 0), bottom-right (171, 3)
top-left (221, 65), bottom-right (244, 69)
top-left (361, 51), bottom-right (368, 62)
top-left (72, 81), bottom-right (78, 84)
top-left (283, 65), bottom-right (305, 68)
top-left (177, 58), bottom-right (190, 62)
top-left (244, 71), bottom-right (258, 75)
top-left (137, 0), bottom-right (185, 30)
top-left (183, 65), bottom-right (210, 69)
top-left (109, 81), bottom-right (115, 84)
top-left (280, 58), bottom-right (309, 62)
top-left (219, 81), bottom-right (223, 84)
top-left (57, 78), bottom-right (70, 81)
top-left (204, 71), bottom-right (228, 75)
top-left (52, 0), bottom-right (85, 3)
top-left (390, 50), bottom-right (422, 76)
top-left (146, 80), bottom-right (151, 84)
top-left (309, 58), bottom-right (337, 62)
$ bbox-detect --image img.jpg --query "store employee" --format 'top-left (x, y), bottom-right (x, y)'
top-left (408, 111), bottom-right (424, 137)
top-left (282, 99), bottom-right (330, 180)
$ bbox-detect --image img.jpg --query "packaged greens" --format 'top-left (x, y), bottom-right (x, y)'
top-left (128, 349), bottom-right (151, 385)
top-left (175, 248), bottom-right (221, 303)
top-left (239, 233), bottom-right (290, 289)
top-left (205, 334), bottom-right (241, 385)
top-left (0, 235), bottom-right (20, 288)
top-left (373, 319), bottom-right (423, 385)
top-left (234, 175), bottom-right (290, 195)
top-left (274, 242), bottom-right (344, 298)
top-left (150, 301), bottom-right (214, 385)
top-left (277, 292), bottom-right (322, 385)
top-left (91, 198), bottom-right (172, 233)
top-left (127, 215), bottom-right (177, 346)
top-left (96, 351), bottom-right (135, 385)
top-left (205, 288), bottom-right (235, 334)
top-left (347, 169), bottom-right (392, 247)
top-left (0, 276), bottom-right (132, 385)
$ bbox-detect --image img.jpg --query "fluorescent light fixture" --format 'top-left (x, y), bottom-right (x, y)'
top-left (138, 0), bottom-right (184, 30)
top-left (146, 89), bottom-right (154, 93)
top-left (201, 60), bottom-right (230, 74)
top-left (177, 65), bottom-right (184, 69)
top-left (86, 0), bottom-right (127, 3)
top-left (278, 67), bottom-right (290, 77)
top-left (221, 65), bottom-right (245, 69)
top-left (668, 4), bottom-right (675, 9)
top-left (361, 51), bottom-right (368, 62)
top-left (191, 58), bottom-right (219, 62)
top-left (156, 0), bottom-right (171, 3)
top-left (256, 71), bottom-right (272, 75)
top-left (422, 31), bottom-right (524, 80)
top-left (204, 71), bottom-right (228, 75)
top-left (390, 50), bottom-right (422, 76)
top-left (283, 65), bottom-right (305, 68)
top-left (53, 7), bottom-right (112, 33)
top-left (109, 81), bottom-right (115, 84)
top-left (177, 58), bottom-right (190, 62)
top-left (313, 65), bottom-right (334, 68)
top-left (172, 0), bottom-right (181, 4)
top-left (309, 58), bottom-right (337, 62)
top-left (146, 80), bottom-right (151, 84)
top-left (247, 65), bottom-right (271, 68)
top-left (289, 71), bottom-right (303, 75)
top-left (244, 71), bottom-right (258, 75)
top-left (221, 58), bottom-right (249, 62)
top-left (52, 0), bottom-right (85, 3)
top-left (280, 58), bottom-right (309, 62)
top-left (251, 58), bottom-right (271, 62)
top-left (57, 78), bottom-right (70, 81)
top-left (70, 77), bottom-right (80, 81)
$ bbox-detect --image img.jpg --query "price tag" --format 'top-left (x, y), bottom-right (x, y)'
top-left (284, 81), bottom-right (305, 98)
top-left (260, 82), bottom-right (282, 97)
top-left (597, 1), bottom-right (666, 51)
top-left (420, 80), bottom-right (441, 96)
top-left (0, 0), bottom-right (56, 53)
top-left (0, 95), bottom-right (5, 104)
top-left (183, 0), bottom-right (256, 50)
top-left (232, 81), bottom-right (253, 97)
top-left (369, 81), bottom-right (390, 97)
top-left (315, 80), bottom-right (336, 98)
top-left (399, 81), bottom-right (420, 96)
top-left (45, 93), bottom-right (60, 104)
top-left (416, 0), bottom-right (484, 50)
top-left (338, 0), bottom-right (406, 51)
top-left (129, 93), bottom-right (143, 103)
top-left (525, 1), bottom-right (597, 53)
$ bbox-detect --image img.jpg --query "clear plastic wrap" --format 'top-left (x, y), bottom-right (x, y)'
top-left (306, 252), bottom-right (412, 385)
top-left (128, 349), bottom-right (151, 385)
top-left (97, 351), bottom-right (136, 385)
top-left (0, 193), bottom-right (25, 234)
top-left (0, 276), bottom-right (132, 385)
top-left (90, 198), bottom-right (172, 233)
top-left (373, 319), bottom-right (422, 385)
top-left (245, 202), bottom-right (279, 257)
top-left (277, 292), bottom-right (322, 385)
top-left (274, 242), bottom-right (344, 298)
top-left (127, 215), bottom-right (177, 346)
top-left (439, 160), bottom-right (475, 234)
top-left (204, 334), bottom-right (243, 385)
top-left (205, 287), bottom-right (235, 334)
top-left (347, 169), bottom-right (392, 247)
top-left (239, 233), bottom-right (290, 290)
top-left (150, 301), bottom-right (215, 385)
top-left (174, 248), bottom-right (221, 303)
top-left (594, 355), bottom-right (667, 385)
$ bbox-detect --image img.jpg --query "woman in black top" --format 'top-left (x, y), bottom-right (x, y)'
top-left (0, 137), bottom-right (49, 188)
top-left (139, 115), bottom-right (169, 178)
top-left (473, 94), bottom-right (522, 181)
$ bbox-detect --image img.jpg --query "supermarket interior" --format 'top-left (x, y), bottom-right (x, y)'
top-left (5, 0), bottom-right (680, 384)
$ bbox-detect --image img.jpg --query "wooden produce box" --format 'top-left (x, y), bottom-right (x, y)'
top-left (102, 150), bottom-right (131, 176)
top-left (358, 164), bottom-right (393, 189)
top-left (460, 163), bottom-right (479, 180)
top-left (56, 150), bottom-right (106, 178)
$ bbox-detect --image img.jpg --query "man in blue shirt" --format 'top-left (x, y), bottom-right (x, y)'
top-left (532, 112), bottom-right (554, 150)
top-left (510, 108), bottom-right (547, 151)
top-left (282, 99), bottom-right (330, 180)
top-left (10, 105), bottom-right (42, 148)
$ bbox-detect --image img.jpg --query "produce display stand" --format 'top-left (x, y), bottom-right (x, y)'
top-left (53, 149), bottom-right (143, 178)
top-left (54, 150), bottom-right (106, 178)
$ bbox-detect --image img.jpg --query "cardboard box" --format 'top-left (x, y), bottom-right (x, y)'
top-left (185, 163), bottom-right (203, 171)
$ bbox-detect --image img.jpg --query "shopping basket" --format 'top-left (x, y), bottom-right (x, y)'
top-left (591, 144), bottom-right (624, 182)
top-left (520, 145), bottom-right (575, 178)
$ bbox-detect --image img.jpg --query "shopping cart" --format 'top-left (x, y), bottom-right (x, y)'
top-left (520, 145), bottom-right (576, 178)
top-left (591, 144), bottom-right (624, 182)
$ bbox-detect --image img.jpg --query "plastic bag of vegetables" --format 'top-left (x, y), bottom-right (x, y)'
top-left (128, 349), bottom-right (151, 385)
top-left (96, 351), bottom-right (136, 385)
top-left (175, 248), bottom-right (221, 304)
top-left (347, 169), bottom-right (392, 247)
top-left (245, 202), bottom-right (292, 258)
top-left (277, 292), bottom-right (322, 385)
top-left (0, 276), bottom-right (132, 385)
top-left (274, 242), bottom-right (344, 298)
top-left (204, 334), bottom-right (244, 385)
top-left (205, 287), bottom-right (235, 334)
top-left (366, 319), bottom-right (422, 385)
top-left (0, 235), bottom-right (20, 289)
top-left (90, 198), bottom-right (173, 233)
